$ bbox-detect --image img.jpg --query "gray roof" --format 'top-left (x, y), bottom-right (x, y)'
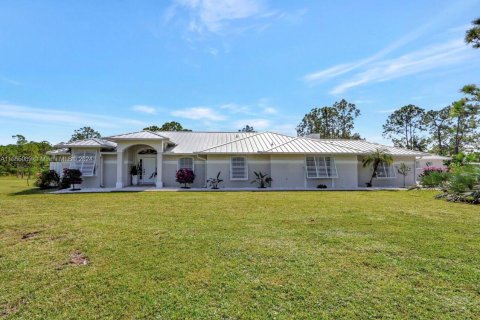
top-left (417, 154), bottom-right (451, 160)
top-left (61, 131), bottom-right (424, 156)
top-left (265, 137), bottom-right (357, 154)
top-left (108, 130), bottom-right (168, 140)
top-left (196, 132), bottom-right (294, 154)
top-left (55, 138), bottom-right (117, 149)
top-left (319, 139), bottom-right (425, 156)
top-left (160, 131), bottom-right (258, 154)
top-left (46, 148), bottom-right (70, 155)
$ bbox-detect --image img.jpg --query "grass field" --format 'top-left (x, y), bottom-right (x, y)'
top-left (1, 177), bottom-right (479, 319)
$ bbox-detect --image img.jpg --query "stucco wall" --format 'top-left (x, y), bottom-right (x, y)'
top-left (69, 148), bottom-right (101, 189)
top-left (270, 154), bottom-right (358, 190)
top-left (162, 155), bottom-right (206, 188)
top-left (102, 154), bottom-right (117, 188)
top-left (204, 154), bottom-right (271, 188)
top-left (357, 156), bottom-right (416, 188)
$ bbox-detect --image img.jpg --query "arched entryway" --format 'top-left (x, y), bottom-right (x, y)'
top-left (136, 147), bottom-right (157, 185)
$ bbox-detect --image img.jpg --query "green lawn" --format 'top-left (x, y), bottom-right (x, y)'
top-left (1, 177), bottom-right (479, 319)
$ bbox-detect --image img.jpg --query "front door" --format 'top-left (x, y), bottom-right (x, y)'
top-left (139, 157), bottom-right (156, 184)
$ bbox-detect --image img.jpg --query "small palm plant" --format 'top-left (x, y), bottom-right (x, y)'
top-left (362, 149), bottom-right (393, 187)
top-left (397, 162), bottom-right (411, 187)
top-left (207, 172), bottom-right (223, 189)
top-left (251, 171), bottom-right (272, 188)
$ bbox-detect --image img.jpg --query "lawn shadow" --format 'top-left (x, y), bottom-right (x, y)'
top-left (8, 187), bottom-right (50, 196)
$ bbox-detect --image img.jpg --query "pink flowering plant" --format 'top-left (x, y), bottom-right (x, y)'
top-left (176, 168), bottom-right (195, 188)
top-left (419, 166), bottom-right (449, 188)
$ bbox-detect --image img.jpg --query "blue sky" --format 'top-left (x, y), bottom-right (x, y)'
top-left (1, 0), bottom-right (479, 145)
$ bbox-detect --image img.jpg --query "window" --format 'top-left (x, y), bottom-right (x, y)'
top-left (178, 157), bottom-right (194, 171)
top-left (305, 156), bottom-right (337, 178)
top-left (376, 161), bottom-right (396, 178)
top-left (231, 157), bottom-right (248, 180)
top-left (70, 151), bottom-right (96, 176)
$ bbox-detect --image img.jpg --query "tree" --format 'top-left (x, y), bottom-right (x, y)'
top-left (382, 105), bottom-right (427, 151)
top-left (397, 162), bottom-right (411, 187)
top-left (422, 107), bottom-right (452, 155)
top-left (239, 125), bottom-right (255, 132)
top-left (70, 127), bottom-right (101, 142)
top-left (465, 17), bottom-right (480, 49)
top-left (449, 99), bottom-right (479, 154)
top-left (296, 99), bottom-right (361, 138)
top-left (362, 149), bottom-right (394, 187)
top-left (333, 99), bottom-right (361, 138)
top-left (144, 121), bottom-right (191, 132)
top-left (175, 168), bottom-right (195, 188)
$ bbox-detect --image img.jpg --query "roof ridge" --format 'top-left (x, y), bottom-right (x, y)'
top-left (195, 131), bottom-right (267, 153)
top-left (264, 136), bottom-right (301, 152)
top-left (316, 139), bottom-right (366, 153)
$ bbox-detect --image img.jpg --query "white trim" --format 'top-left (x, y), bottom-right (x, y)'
top-left (230, 156), bottom-right (248, 180)
top-left (305, 156), bottom-right (338, 179)
top-left (177, 157), bottom-right (195, 172)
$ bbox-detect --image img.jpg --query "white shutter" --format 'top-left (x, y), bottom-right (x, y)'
top-left (306, 156), bottom-right (337, 178)
top-left (231, 157), bottom-right (247, 180)
top-left (70, 151), bottom-right (96, 176)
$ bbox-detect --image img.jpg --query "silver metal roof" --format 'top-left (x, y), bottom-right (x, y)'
top-left (319, 139), bottom-right (426, 156)
top-left (196, 132), bottom-right (294, 154)
top-left (107, 130), bottom-right (168, 140)
top-left (265, 137), bottom-right (357, 154)
top-left (161, 131), bottom-right (258, 154)
top-left (46, 148), bottom-right (70, 155)
top-left (61, 131), bottom-right (424, 156)
top-left (55, 138), bottom-right (117, 148)
top-left (416, 154), bottom-right (451, 160)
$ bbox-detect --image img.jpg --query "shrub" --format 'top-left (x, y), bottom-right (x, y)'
top-left (207, 172), bottom-right (223, 189)
top-left (317, 184), bottom-right (327, 189)
top-left (176, 168), bottom-right (195, 188)
top-left (419, 166), bottom-right (449, 188)
top-left (251, 171), bottom-right (272, 188)
top-left (447, 165), bottom-right (479, 193)
top-left (60, 168), bottom-right (83, 190)
top-left (34, 169), bottom-right (60, 189)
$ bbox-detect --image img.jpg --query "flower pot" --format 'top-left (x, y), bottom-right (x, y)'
top-left (132, 175), bottom-right (138, 186)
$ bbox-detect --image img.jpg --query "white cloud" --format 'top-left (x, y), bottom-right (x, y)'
top-left (0, 103), bottom-right (146, 128)
top-left (171, 107), bottom-right (226, 121)
top-left (132, 105), bottom-right (156, 114)
top-left (220, 103), bottom-right (251, 114)
top-left (170, 0), bottom-right (264, 33)
top-left (330, 39), bottom-right (472, 94)
top-left (263, 106), bottom-right (277, 114)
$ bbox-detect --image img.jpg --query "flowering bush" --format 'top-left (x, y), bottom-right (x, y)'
top-left (176, 168), bottom-right (195, 188)
top-left (419, 166), bottom-right (449, 188)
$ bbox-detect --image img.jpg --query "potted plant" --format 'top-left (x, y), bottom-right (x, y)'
top-left (251, 171), bottom-right (273, 188)
top-left (130, 165), bottom-right (139, 186)
top-left (176, 168), bottom-right (195, 188)
top-left (207, 172), bottom-right (223, 189)
top-left (362, 149), bottom-right (393, 187)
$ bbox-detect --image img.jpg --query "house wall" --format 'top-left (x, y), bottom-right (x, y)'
top-left (204, 154), bottom-right (271, 188)
top-left (162, 155), bottom-right (206, 188)
top-left (69, 148), bottom-right (101, 189)
top-left (270, 154), bottom-right (358, 190)
top-left (415, 158), bottom-right (448, 181)
top-left (357, 156), bottom-right (416, 188)
top-left (102, 154), bottom-right (117, 188)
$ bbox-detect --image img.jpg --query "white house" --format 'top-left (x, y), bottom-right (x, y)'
top-left (47, 130), bottom-right (426, 190)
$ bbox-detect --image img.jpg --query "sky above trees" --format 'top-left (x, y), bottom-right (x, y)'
top-left (0, 0), bottom-right (479, 145)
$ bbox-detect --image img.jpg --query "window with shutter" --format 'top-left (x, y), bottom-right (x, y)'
top-left (230, 157), bottom-right (248, 180)
top-left (70, 151), bottom-right (96, 176)
top-left (305, 156), bottom-right (337, 178)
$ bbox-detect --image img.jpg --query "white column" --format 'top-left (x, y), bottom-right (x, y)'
top-left (156, 152), bottom-right (163, 188)
top-left (116, 150), bottom-right (123, 188)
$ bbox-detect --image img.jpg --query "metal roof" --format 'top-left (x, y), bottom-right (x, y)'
top-left (161, 131), bottom-right (258, 154)
top-left (196, 132), bottom-right (295, 154)
top-left (264, 137), bottom-right (357, 154)
top-left (61, 131), bottom-right (424, 156)
top-left (46, 148), bottom-right (70, 155)
top-left (417, 154), bottom-right (451, 160)
top-left (319, 139), bottom-right (426, 156)
top-left (107, 130), bottom-right (168, 140)
top-left (55, 138), bottom-right (117, 148)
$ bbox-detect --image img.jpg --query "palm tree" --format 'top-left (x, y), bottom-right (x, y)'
top-left (362, 149), bottom-right (394, 187)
